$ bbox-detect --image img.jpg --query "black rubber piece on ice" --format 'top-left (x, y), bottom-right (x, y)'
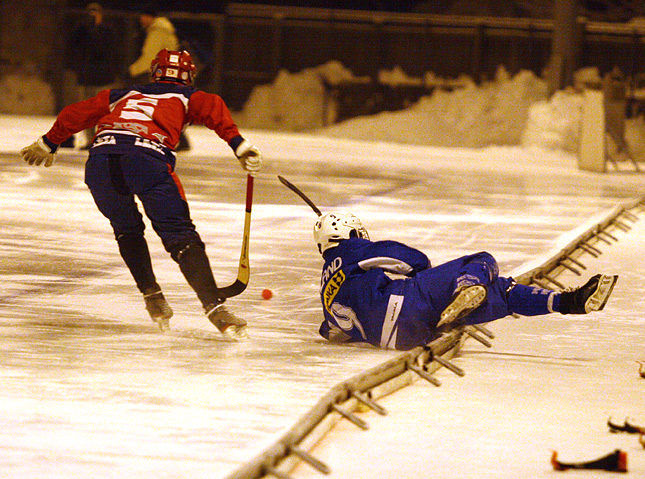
top-left (551, 449), bottom-right (627, 472)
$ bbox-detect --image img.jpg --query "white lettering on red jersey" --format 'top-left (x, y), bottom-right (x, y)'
top-left (46, 83), bottom-right (241, 153)
top-left (98, 90), bottom-right (191, 147)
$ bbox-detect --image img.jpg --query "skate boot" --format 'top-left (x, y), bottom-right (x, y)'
top-left (437, 284), bottom-right (488, 329)
top-left (559, 274), bottom-right (618, 314)
top-left (206, 302), bottom-right (248, 340)
top-left (144, 289), bottom-right (173, 331)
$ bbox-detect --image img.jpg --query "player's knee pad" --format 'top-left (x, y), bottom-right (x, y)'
top-left (169, 239), bottom-right (206, 263)
top-left (472, 251), bottom-right (499, 282)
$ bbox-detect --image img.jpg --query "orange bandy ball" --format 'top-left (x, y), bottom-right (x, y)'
top-left (261, 288), bottom-right (273, 300)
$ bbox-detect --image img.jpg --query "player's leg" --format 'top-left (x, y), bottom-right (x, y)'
top-left (506, 281), bottom-right (559, 316)
top-left (513, 274), bottom-right (618, 315)
top-left (135, 160), bottom-right (246, 335)
top-left (85, 153), bottom-right (172, 328)
top-left (504, 274), bottom-right (618, 316)
top-left (436, 251), bottom-right (499, 326)
top-left (171, 242), bottom-right (247, 336)
top-left (116, 232), bottom-right (173, 328)
top-left (435, 253), bottom-right (618, 326)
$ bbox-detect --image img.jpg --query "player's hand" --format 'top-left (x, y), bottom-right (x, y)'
top-left (235, 139), bottom-right (262, 174)
top-left (20, 136), bottom-right (56, 167)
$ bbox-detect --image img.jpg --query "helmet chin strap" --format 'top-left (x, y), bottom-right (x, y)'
top-left (155, 77), bottom-right (188, 85)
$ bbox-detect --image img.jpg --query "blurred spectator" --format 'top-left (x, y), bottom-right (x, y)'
top-left (66, 2), bottom-right (117, 148)
top-left (127, 5), bottom-right (190, 151)
top-left (128, 5), bottom-right (179, 82)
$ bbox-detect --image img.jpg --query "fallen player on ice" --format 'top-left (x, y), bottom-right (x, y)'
top-left (313, 212), bottom-right (618, 351)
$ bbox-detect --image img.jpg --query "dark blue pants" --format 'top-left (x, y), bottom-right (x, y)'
top-left (85, 151), bottom-right (206, 294)
top-left (395, 251), bottom-right (558, 349)
top-left (85, 151), bottom-right (201, 254)
top-left (409, 251), bottom-right (513, 327)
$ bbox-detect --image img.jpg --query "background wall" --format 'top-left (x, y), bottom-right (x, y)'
top-left (2, 2), bottom-right (645, 115)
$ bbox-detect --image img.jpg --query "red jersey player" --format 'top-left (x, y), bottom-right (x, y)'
top-left (20, 49), bottom-right (261, 339)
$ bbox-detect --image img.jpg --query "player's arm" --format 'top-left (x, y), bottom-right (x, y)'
top-left (357, 240), bottom-right (430, 276)
top-left (319, 320), bottom-right (354, 343)
top-left (20, 90), bottom-right (111, 167)
top-left (187, 91), bottom-right (262, 174)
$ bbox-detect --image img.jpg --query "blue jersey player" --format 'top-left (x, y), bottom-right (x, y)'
top-left (313, 212), bottom-right (618, 351)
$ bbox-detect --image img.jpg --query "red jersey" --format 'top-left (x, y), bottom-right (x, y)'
top-left (45, 82), bottom-right (243, 163)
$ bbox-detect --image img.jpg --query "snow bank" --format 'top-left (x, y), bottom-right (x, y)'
top-left (234, 64), bottom-right (560, 148)
top-left (521, 90), bottom-right (583, 152)
top-left (234, 62), bottom-right (645, 157)
top-left (233, 61), bottom-right (361, 131)
top-left (317, 67), bottom-right (548, 148)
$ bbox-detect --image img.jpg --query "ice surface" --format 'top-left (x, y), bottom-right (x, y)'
top-left (1, 118), bottom-right (645, 478)
top-left (293, 217), bottom-right (645, 479)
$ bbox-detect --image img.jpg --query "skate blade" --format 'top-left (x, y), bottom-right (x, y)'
top-left (438, 285), bottom-right (487, 327)
top-left (221, 325), bottom-right (249, 341)
top-left (152, 317), bottom-right (170, 332)
top-left (586, 274), bottom-right (618, 312)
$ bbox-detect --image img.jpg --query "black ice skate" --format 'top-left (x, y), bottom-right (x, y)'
top-left (144, 290), bottom-right (173, 331)
top-left (559, 274), bottom-right (618, 314)
top-left (206, 303), bottom-right (248, 340)
top-left (437, 284), bottom-right (488, 328)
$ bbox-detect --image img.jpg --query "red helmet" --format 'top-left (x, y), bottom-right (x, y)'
top-left (150, 49), bottom-right (196, 85)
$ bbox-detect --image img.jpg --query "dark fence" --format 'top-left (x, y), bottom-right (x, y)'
top-left (61, 4), bottom-right (645, 115)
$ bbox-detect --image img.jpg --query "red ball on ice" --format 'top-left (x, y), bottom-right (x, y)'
top-left (262, 288), bottom-right (273, 300)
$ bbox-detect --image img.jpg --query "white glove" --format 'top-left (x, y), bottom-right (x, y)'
top-left (20, 136), bottom-right (56, 167)
top-left (235, 139), bottom-right (262, 174)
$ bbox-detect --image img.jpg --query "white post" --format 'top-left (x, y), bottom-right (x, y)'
top-left (578, 89), bottom-right (606, 173)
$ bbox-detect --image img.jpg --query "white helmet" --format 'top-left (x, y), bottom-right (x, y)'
top-left (313, 212), bottom-right (369, 254)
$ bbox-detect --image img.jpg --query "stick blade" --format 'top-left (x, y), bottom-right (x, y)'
top-left (220, 279), bottom-right (248, 298)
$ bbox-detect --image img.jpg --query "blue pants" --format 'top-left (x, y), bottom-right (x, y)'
top-left (408, 251), bottom-right (513, 327)
top-left (84, 151), bottom-right (202, 255)
top-left (394, 252), bottom-right (557, 349)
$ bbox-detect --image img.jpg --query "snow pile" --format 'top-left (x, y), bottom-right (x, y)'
top-left (521, 90), bottom-right (584, 152)
top-left (234, 63), bottom-right (571, 149)
top-left (234, 61), bottom-right (361, 131)
top-left (318, 67), bottom-right (549, 148)
top-left (0, 71), bottom-right (56, 116)
top-left (234, 61), bottom-right (645, 156)
top-left (378, 66), bottom-right (423, 86)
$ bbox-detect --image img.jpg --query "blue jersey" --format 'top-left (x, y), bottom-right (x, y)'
top-left (318, 238), bottom-right (431, 350)
top-left (318, 240), bottom-right (515, 350)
